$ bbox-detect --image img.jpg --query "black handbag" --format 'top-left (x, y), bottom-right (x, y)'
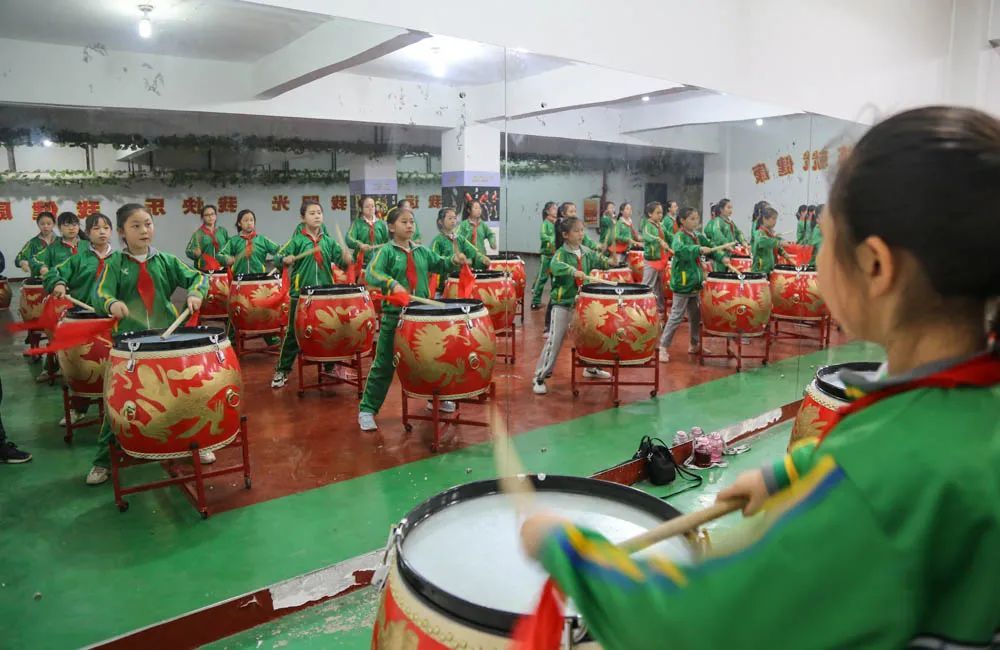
top-left (633, 435), bottom-right (703, 497)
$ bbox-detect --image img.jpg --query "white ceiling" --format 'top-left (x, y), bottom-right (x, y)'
top-left (346, 35), bottom-right (568, 86)
top-left (0, 0), bottom-right (328, 62)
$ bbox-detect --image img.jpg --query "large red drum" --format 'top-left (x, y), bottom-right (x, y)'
top-left (372, 475), bottom-right (694, 649)
top-left (769, 264), bottom-right (827, 320)
top-left (18, 277), bottom-right (47, 322)
top-left (57, 308), bottom-right (114, 398)
top-left (730, 255), bottom-right (753, 273)
top-left (105, 326), bottom-right (243, 459)
top-left (626, 247), bottom-right (645, 283)
top-left (393, 299), bottom-right (496, 400)
top-left (701, 271), bottom-right (772, 337)
top-left (201, 270), bottom-right (231, 319)
top-left (730, 244), bottom-right (750, 258)
top-left (662, 264), bottom-right (673, 303)
top-left (573, 283), bottom-right (661, 365)
top-left (443, 270), bottom-right (517, 331)
top-left (783, 243), bottom-right (814, 267)
top-left (488, 253), bottom-right (526, 300)
top-left (590, 265), bottom-right (633, 284)
top-left (360, 270), bottom-right (383, 319)
top-left (228, 273), bottom-right (289, 334)
top-left (0, 277), bottom-right (11, 309)
top-left (789, 361), bottom-right (881, 449)
top-left (295, 285), bottom-right (377, 362)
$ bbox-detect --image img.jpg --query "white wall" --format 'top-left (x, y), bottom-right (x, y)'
top-left (701, 115), bottom-right (868, 236)
top-left (2, 148), bottom-right (694, 268)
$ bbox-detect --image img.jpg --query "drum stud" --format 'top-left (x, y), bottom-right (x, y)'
top-left (304, 325), bottom-right (313, 338)
top-left (468, 353), bottom-right (480, 370)
top-left (392, 352), bottom-right (400, 368)
top-left (225, 388), bottom-right (241, 408)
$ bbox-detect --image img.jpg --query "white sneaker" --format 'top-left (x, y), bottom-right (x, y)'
top-left (583, 367), bottom-right (611, 379)
top-left (199, 450), bottom-right (216, 465)
top-left (59, 410), bottom-right (84, 426)
top-left (426, 400), bottom-right (457, 413)
top-left (358, 411), bottom-right (378, 431)
top-left (35, 370), bottom-right (52, 383)
top-left (270, 371), bottom-right (288, 388)
top-left (532, 380), bottom-right (548, 395)
top-left (542, 330), bottom-right (550, 338)
top-left (688, 344), bottom-right (700, 354)
top-left (85, 466), bottom-right (109, 485)
top-left (659, 348), bottom-right (671, 363)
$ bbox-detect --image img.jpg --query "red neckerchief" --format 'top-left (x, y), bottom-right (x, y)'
top-left (625, 218), bottom-right (638, 240)
top-left (62, 239), bottom-right (79, 255)
top-left (200, 225), bottom-right (220, 253)
top-left (38, 234), bottom-right (52, 249)
top-left (819, 353), bottom-right (1000, 444)
top-left (725, 219), bottom-right (738, 240)
top-left (127, 254), bottom-right (156, 315)
top-left (366, 219), bottom-right (376, 245)
top-left (403, 243), bottom-right (418, 291)
top-left (572, 248), bottom-right (584, 287)
top-left (469, 220), bottom-right (479, 245)
top-left (91, 245), bottom-right (110, 279)
top-left (682, 230), bottom-right (698, 245)
top-left (240, 231), bottom-right (256, 263)
top-left (301, 226), bottom-right (324, 266)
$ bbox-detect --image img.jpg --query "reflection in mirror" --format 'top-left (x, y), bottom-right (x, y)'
top-left (0, 2), bottom-right (902, 647)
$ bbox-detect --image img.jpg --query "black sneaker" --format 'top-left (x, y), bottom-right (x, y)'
top-left (0, 441), bottom-right (32, 464)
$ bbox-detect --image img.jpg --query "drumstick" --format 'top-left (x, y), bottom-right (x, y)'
top-left (409, 295), bottom-right (447, 308)
top-left (160, 307), bottom-right (191, 339)
top-left (585, 276), bottom-right (618, 286)
top-left (64, 295), bottom-right (95, 312)
top-left (619, 498), bottom-right (744, 554)
top-left (490, 404), bottom-right (535, 516)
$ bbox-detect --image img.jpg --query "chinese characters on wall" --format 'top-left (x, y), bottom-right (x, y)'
top-left (751, 146), bottom-right (850, 184)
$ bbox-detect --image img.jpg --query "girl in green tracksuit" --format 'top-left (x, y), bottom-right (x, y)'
top-left (358, 209), bottom-right (466, 432)
top-left (640, 201), bottom-right (672, 313)
top-left (597, 201), bottom-right (616, 254)
top-left (219, 209), bottom-right (280, 276)
top-left (521, 106), bottom-right (1000, 650)
top-left (704, 198), bottom-right (748, 271)
top-left (530, 217), bottom-right (611, 395)
top-left (345, 197), bottom-right (390, 273)
top-left (270, 201), bottom-right (353, 388)
top-left (47, 212), bottom-right (115, 425)
top-left (530, 201), bottom-right (558, 310)
top-left (752, 207), bottom-right (792, 275)
top-left (657, 207), bottom-right (733, 361)
top-left (14, 211), bottom-right (56, 275)
top-left (34, 211), bottom-right (83, 278)
top-left (87, 203), bottom-right (208, 486)
top-left (429, 207), bottom-right (489, 297)
top-left (185, 204), bottom-right (230, 271)
top-left (456, 199), bottom-right (496, 257)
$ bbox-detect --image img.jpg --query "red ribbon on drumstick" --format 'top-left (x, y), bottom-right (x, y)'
top-left (458, 264), bottom-right (478, 299)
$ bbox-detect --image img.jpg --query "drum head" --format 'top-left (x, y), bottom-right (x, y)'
top-left (64, 307), bottom-right (109, 320)
top-left (628, 246), bottom-right (644, 252)
top-left (774, 264), bottom-right (816, 272)
top-left (488, 253), bottom-right (522, 262)
top-left (815, 361), bottom-right (882, 400)
top-left (580, 282), bottom-right (651, 296)
top-left (300, 284), bottom-right (363, 296)
top-left (402, 298), bottom-right (485, 316)
top-left (396, 475), bottom-right (692, 634)
top-left (446, 270), bottom-right (505, 280)
top-left (234, 272), bottom-right (277, 282)
top-left (707, 271), bottom-right (767, 281)
top-left (23, 277), bottom-right (44, 286)
top-left (206, 270), bottom-right (228, 276)
top-left (113, 325), bottom-right (227, 351)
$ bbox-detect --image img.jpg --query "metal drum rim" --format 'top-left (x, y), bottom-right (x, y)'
top-left (814, 361), bottom-right (882, 401)
top-left (111, 326), bottom-right (228, 352)
top-left (393, 475), bottom-right (683, 636)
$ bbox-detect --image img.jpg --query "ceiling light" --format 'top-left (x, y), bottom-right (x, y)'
top-left (641, 96), bottom-right (650, 102)
top-left (755, 118), bottom-right (764, 126)
top-left (138, 4), bottom-right (153, 39)
top-left (42, 139), bottom-right (53, 147)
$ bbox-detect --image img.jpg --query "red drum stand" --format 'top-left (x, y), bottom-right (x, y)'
top-left (110, 416), bottom-right (252, 520)
top-left (697, 327), bottom-right (771, 372)
top-left (296, 351), bottom-right (367, 399)
top-left (401, 382), bottom-right (496, 452)
top-left (570, 348), bottom-right (661, 407)
top-left (770, 315), bottom-right (832, 349)
top-left (60, 385), bottom-right (103, 443)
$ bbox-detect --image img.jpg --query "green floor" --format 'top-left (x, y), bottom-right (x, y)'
top-left (0, 339), bottom-right (883, 649)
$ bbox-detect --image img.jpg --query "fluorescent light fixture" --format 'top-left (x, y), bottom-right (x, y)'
top-left (42, 139), bottom-right (54, 147)
top-left (641, 96), bottom-right (650, 102)
top-left (138, 4), bottom-right (153, 38)
top-left (755, 118), bottom-right (764, 126)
